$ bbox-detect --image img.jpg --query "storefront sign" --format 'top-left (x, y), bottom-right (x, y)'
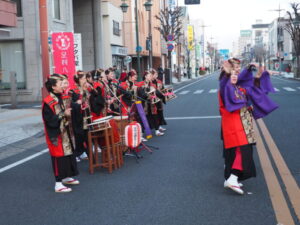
top-left (187, 25), bottom-right (194, 50)
top-left (111, 46), bottom-right (128, 56)
top-left (52, 32), bottom-right (76, 86)
top-left (74, 33), bottom-right (83, 71)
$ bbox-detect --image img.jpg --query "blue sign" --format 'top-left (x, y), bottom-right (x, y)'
top-left (167, 34), bottom-right (174, 41)
top-left (48, 37), bottom-right (52, 44)
top-left (219, 49), bottom-right (230, 60)
top-left (167, 44), bottom-right (174, 51)
top-left (136, 46), bottom-right (142, 52)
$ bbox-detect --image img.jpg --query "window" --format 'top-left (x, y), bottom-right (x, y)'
top-left (255, 30), bottom-right (262, 37)
top-left (11, 0), bottom-right (22, 17)
top-left (113, 20), bottom-right (120, 36)
top-left (53, 0), bottom-right (61, 20)
top-left (0, 41), bottom-right (26, 90)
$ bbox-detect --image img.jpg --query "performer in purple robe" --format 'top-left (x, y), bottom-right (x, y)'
top-left (219, 59), bottom-right (278, 195)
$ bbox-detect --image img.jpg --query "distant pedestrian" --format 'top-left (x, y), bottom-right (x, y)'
top-left (119, 67), bottom-right (128, 82)
top-left (42, 74), bottom-right (79, 193)
top-left (157, 65), bottom-right (164, 81)
top-left (113, 65), bottom-right (120, 79)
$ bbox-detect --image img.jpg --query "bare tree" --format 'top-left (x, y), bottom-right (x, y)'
top-left (207, 42), bottom-right (220, 72)
top-left (207, 42), bottom-right (215, 71)
top-left (285, 3), bottom-right (300, 78)
top-left (253, 45), bottom-right (267, 65)
top-left (155, 7), bottom-right (184, 69)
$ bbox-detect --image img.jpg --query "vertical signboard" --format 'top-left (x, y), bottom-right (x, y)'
top-left (74, 33), bottom-right (83, 71)
top-left (52, 32), bottom-right (76, 86)
top-left (187, 25), bottom-right (194, 50)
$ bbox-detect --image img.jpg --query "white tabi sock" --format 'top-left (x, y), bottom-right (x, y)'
top-left (227, 174), bottom-right (239, 186)
top-left (55, 182), bottom-right (66, 190)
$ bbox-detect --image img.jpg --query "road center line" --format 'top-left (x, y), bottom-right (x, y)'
top-left (254, 121), bottom-right (295, 225)
top-left (257, 119), bottom-right (300, 221)
top-left (0, 149), bottom-right (48, 174)
top-left (166, 116), bottom-right (221, 120)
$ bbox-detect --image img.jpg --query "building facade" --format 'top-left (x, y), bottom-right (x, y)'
top-left (0, 0), bottom-right (125, 103)
top-left (237, 30), bottom-right (252, 59)
top-left (268, 18), bottom-right (293, 71)
top-left (123, 0), bottom-right (162, 74)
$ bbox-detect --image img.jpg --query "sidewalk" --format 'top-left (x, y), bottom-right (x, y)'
top-left (0, 108), bottom-right (43, 148)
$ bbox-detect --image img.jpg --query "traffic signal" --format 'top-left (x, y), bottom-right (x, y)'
top-left (146, 39), bottom-right (151, 51)
top-left (184, 0), bottom-right (200, 5)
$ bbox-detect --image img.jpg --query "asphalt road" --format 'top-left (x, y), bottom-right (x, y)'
top-left (0, 72), bottom-right (299, 225)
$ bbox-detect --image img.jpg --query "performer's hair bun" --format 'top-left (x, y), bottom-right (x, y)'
top-left (45, 74), bottom-right (61, 92)
top-left (74, 72), bottom-right (85, 84)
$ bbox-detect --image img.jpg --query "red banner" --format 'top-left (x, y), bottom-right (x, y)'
top-left (52, 32), bottom-right (76, 87)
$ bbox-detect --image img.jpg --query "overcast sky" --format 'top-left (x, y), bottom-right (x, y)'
top-left (178, 0), bottom-right (296, 51)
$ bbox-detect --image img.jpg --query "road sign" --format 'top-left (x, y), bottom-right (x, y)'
top-left (167, 44), bottom-right (174, 51)
top-left (219, 49), bottom-right (229, 60)
top-left (136, 46), bottom-right (142, 52)
top-left (185, 0), bottom-right (200, 5)
top-left (167, 34), bottom-right (174, 41)
top-left (124, 56), bottom-right (132, 64)
top-left (48, 37), bottom-right (52, 44)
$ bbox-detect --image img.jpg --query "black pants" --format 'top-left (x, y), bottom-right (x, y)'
top-left (51, 155), bottom-right (79, 182)
top-left (74, 130), bottom-right (88, 157)
top-left (223, 144), bottom-right (256, 181)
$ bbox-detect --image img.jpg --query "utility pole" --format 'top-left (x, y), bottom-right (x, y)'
top-left (39, 0), bottom-right (50, 99)
top-left (135, 0), bottom-right (141, 80)
top-left (199, 24), bottom-right (210, 67)
top-left (210, 36), bottom-right (214, 73)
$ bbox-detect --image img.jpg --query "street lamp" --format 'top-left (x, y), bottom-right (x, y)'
top-left (120, 0), bottom-right (129, 13)
top-left (144, 0), bottom-right (153, 69)
top-left (120, 0), bottom-right (141, 80)
top-left (144, 1), bottom-right (152, 11)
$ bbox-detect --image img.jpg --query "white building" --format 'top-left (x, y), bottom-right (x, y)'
top-left (268, 18), bottom-right (293, 71)
top-left (102, 1), bottom-right (127, 69)
top-left (252, 20), bottom-right (269, 47)
top-left (237, 30), bottom-right (252, 58)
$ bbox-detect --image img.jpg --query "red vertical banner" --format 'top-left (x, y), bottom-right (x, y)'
top-left (52, 32), bottom-right (76, 87)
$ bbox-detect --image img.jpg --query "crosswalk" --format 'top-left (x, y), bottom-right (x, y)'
top-left (178, 87), bottom-right (300, 95)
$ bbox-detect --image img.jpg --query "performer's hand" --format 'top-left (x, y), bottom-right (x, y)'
top-left (64, 108), bottom-right (72, 116)
top-left (256, 66), bottom-right (264, 78)
top-left (223, 60), bottom-right (232, 74)
top-left (76, 99), bottom-right (82, 105)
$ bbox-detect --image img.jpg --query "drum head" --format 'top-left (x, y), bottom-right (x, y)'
top-left (93, 115), bottom-right (113, 123)
top-left (114, 116), bottom-right (128, 120)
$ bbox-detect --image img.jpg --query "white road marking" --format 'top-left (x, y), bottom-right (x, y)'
top-left (173, 75), bottom-right (212, 93)
top-left (271, 76), bottom-right (297, 83)
top-left (274, 88), bottom-right (280, 92)
top-left (283, 87), bottom-right (296, 91)
top-left (166, 116), bottom-right (221, 120)
top-left (193, 90), bottom-right (204, 94)
top-left (0, 149), bottom-right (48, 174)
top-left (179, 90), bottom-right (190, 95)
top-left (0, 104), bottom-right (11, 107)
top-left (209, 89), bottom-right (218, 93)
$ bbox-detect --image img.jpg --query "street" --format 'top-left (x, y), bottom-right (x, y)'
top-left (0, 72), bottom-right (299, 225)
